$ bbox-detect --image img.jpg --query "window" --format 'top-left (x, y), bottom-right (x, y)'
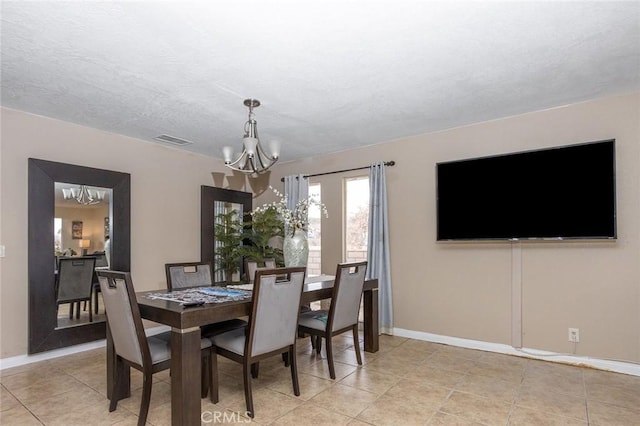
top-left (307, 183), bottom-right (322, 275)
top-left (345, 176), bottom-right (369, 262)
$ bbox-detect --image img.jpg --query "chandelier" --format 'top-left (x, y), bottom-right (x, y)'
top-left (222, 99), bottom-right (279, 175)
top-left (62, 185), bottom-right (106, 205)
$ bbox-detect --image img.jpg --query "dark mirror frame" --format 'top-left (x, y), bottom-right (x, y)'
top-left (200, 185), bottom-right (252, 281)
top-left (28, 158), bottom-right (131, 354)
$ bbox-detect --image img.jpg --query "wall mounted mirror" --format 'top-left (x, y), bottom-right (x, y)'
top-left (201, 186), bottom-right (252, 283)
top-left (28, 158), bottom-right (130, 354)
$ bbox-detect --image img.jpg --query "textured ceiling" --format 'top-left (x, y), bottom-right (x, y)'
top-left (2, 1), bottom-right (639, 163)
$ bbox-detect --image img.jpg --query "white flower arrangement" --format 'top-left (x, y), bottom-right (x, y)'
top-left (252, 186), bottom-right (328, 236)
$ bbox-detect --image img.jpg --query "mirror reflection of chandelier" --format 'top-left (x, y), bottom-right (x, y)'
top-left (222, 99), bottom-right (280, 175)
top-left (62, 185), bottom-right (106, 205)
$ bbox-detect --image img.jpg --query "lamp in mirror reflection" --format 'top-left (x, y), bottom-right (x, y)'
top-left (79, 239), bottom-right (91, 255)
top-left (222, 99), bottom-right (279, 175)
top-left (62, 185), bottom-right (106, 205)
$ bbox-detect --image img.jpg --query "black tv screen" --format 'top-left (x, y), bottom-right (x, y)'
top-left (436, 140), bottom-right (616, 241)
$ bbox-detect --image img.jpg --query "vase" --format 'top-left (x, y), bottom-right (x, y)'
top-left (283, 229), bottom-right (309, 267)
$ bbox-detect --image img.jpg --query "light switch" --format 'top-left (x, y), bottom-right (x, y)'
top-left (0, 245), bottom-right (5, 257)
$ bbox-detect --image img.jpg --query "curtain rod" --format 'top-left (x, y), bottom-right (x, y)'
top-left (280, 161), bottom-right (395, 182)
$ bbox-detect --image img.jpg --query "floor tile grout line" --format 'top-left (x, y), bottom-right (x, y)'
top-left (1, 383), bottom-right (44, 424)
top-left (503, 372), bottom-right (526, 426)
top-left (3, 338), bottom-right (640, 425)
top-left (580, 367), bottom-right (592, 426)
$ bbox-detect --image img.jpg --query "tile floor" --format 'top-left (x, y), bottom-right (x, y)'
top-left (1, 334), bottom-right (639, 425)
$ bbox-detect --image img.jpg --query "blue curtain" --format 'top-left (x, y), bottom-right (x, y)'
top-left (284, 174), bottom-right (308, 234)
top-left (284, 174), bottom-right (308, 210)
top-left (367, 162), bottom-right (393, 334)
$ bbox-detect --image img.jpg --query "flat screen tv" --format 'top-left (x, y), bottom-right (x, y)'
top-left (436, 139), bottom-right (616, 241)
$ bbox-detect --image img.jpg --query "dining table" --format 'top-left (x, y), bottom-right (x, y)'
top-left (106, 276), bottom-right (378, 426)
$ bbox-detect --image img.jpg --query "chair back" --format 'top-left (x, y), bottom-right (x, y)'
top-left (165, 262), bottom-right (214, 290)
top-left (92, 252), bottom-right (109, 267)
top-left (247, 267), bottom-right (306, 357)
top-left (244, 258), bottom-right (277, 283)
top-left (97, 270), bottom-right (149, 367)
top-left (56, 257), bottom-right (96, 303)
top-left (328, 261), bottom-right (368, 332)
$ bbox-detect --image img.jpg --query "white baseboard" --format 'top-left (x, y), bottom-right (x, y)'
top-left (5, 326), bottom-right (637, 377)
top-left (393, 327), bottom-right (640, 377)
top-left (0, 326), bottom-right (170, 371)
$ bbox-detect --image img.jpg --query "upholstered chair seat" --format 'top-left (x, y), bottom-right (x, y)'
top-left (297, 311), bottom-right (329, 331)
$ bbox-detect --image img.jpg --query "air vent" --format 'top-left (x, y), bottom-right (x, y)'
top-left (153, 134), bottom-right (194, 146)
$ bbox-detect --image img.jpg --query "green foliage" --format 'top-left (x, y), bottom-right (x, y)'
top-left (241, 206), bottom-right (285, 267)
top-left (214, 209), bottom-right (244, 282)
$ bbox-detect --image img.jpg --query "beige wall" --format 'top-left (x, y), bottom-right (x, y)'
top-left (0, 107), bottom-right (237, 358)
top-left (56, 205), bottom-right (109, 254)
top-left (2, 92), bottom-right (639, 363)
top-left (263, 92), bottom-right (640, 363)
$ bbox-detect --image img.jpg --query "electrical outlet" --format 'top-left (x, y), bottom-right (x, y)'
top-left (568, 328), bottom-right (580, 343)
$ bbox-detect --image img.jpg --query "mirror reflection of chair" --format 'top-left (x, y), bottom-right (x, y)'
top-left (244, 258), bottom-right (276, 283)
top-left (165, 261), bottom-right (247, 335)
top-left (56, 257), bottom-right (97, 323)
top-left (298, 261), bottom-right (368, 379)
top-left (88, 252), bottom-right (108, 315)
top-left (97, 270), bottom-right (215, 426)
top-left (210, 267), bottom-right (307, 418)
top-left (92, 252), bottom-right (108, 268)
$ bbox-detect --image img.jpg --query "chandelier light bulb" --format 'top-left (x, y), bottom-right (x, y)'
top-left (243, 137), bottom-right (258, 156)
top-left (61, 185), bottom-right (106, 205)
top-left (222, 146), bottom-right (234, 163)
top-left (269, 140), bottom-right (281, 159)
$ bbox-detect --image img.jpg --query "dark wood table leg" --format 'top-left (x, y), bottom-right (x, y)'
top-left (171, 326), bottom-right (202, 426)
top-left (363, 287), bottom-right (379, 353)
top-left (106, 321), bottom-right (130, 400)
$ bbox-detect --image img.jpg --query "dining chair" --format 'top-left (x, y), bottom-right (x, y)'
top-left (244, 258), bottom-right (276, 283)
top-left (297, 261), bottom-right (368, 379)
top-left (165, 261), bottom-right (247, 336)
top-left (209, 266), bottom-right (307, 418)
top-left (97, 270), bottom-right (215, 426)
top-left (56, 257), bottom-right (97, 322)
top-left (165, 261), bottom-right (216, 290)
